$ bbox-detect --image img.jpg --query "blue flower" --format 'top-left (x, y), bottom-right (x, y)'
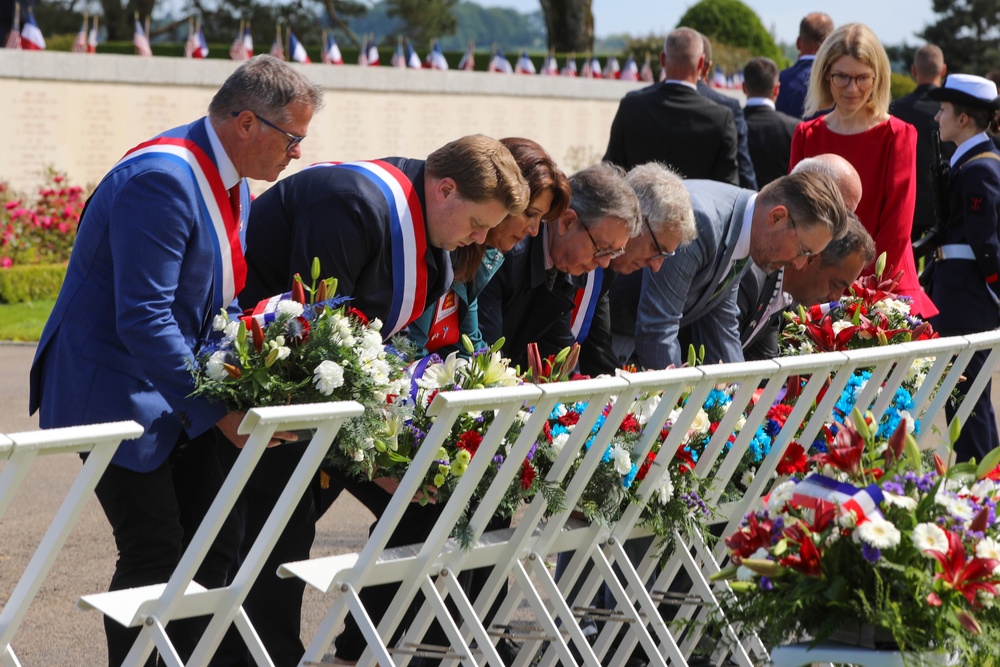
top-left (624, 464), bottom-right (639, 488)
top-left (861, 542), bottom-right (882, 564)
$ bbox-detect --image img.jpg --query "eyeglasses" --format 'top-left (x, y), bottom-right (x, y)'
top-left (829, 71), bottom-right (875, 91)
top-left (644, 215), bottom-right (675, 260)
top-left (232, 111), bottom-right (305, 152)
top-left (787, 215), bottom-right (816, 258)
top-left (582, 222), bottom-right (626, 259)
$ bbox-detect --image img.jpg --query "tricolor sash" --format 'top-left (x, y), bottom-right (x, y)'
top-left (239, 291), bottom-right (291, 328)
top-left (570, 267), bottom-right (603, 343)
top-left (113, 136), bottom-right (246, 312)
top-left (790, 473), bottom-right (884, 525)
top-left (305, 160), bottom-right (431, 337)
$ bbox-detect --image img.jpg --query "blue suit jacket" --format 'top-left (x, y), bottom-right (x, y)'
top-left (611, 180), bottom-right (754, 369)
top-left (29, 118), bottom-right (241, 472)
top-left (776, 57), bottom-right (813, 118)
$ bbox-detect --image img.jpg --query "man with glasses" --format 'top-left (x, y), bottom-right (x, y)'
top-left (610, 170), bottom-right (850, 370)
top-left (29, 55), bottom-right (323, 665)
top-left (478, 162), bottom-right (642, 368)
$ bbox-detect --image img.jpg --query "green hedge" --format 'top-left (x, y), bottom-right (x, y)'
top-left (0, 264), bottom-right (66, 304)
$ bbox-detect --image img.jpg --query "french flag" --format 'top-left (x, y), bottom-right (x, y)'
top-left (514, 51), bottom-right (535, 74)
top-left (605, 55), bottom-right (620, 79)
top-left (406, 42), bottom-right (421, 69)
top-left (21, 12), bottom-right (45, 51)
top-left (620, 56), bottom-right (639, 81)
top-left (289, 31), bottom-right (310, 63)
top-left (426, 41), bottom-right (448, 70)
top-left (323, 33), bottom-right (342, 64)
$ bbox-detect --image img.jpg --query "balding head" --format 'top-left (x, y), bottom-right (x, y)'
top-left (912, 44), bottom-right (945, 85)
top-left (662, 27), bottom-right (704, 82)
top-left (792, 154), bottom-right (863, 212)
top-left (798, 12), bottom-right (834, 55)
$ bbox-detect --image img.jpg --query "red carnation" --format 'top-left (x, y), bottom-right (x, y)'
top-left (519, 459), bottom-right (536, 490)
top-left (558, 410), bottom-right (581, 427)
top-left (776, 443), bottom-right (808, 476)
top-left (619, 413), bottom-right (640, 434)
top-left (458, 430), bottom-right (483, 456)
top-left (348, 307), bottom-right (369, 325)
top-left (636, 451), bottom-right (656, 481)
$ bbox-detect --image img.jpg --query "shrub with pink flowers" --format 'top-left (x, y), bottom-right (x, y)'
top-left (1, 169), bottom-right (86, 269)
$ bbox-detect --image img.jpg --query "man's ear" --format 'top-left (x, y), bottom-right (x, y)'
top-left (769, 205), bottom-right (789, 228)
top-left (434, 176), bottom-right (456, 202)
top-left (556, 208), bottom-right (577, 235)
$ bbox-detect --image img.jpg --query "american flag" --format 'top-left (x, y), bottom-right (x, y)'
top-left (457, 41), bottom-right (475, 71)
top-left (605, 55), bottom-right (620, 80)
top-left (269, 24), bottom-right (284, 60)
top-left (560, 56), bottom-right (577, 77)
top-left (21, 12), bottom-right (45, 50)
top-left (540, 51), bottom-right (558, 75)
top-left (514, 51), bottom-right (535, 75)
top-left (488, 49), bottom-right (512, 73)
top-left (71, 15), bottom-right (88, 53)
top-left (4, 23), bottom-right (20, 50)
top-left (133, 18), bottom-right (152, 57)
top-left (620, 55), bottom-right (639, 82)
top-left (640, 54), bottom-right (654, 82)
top-left (289, 31), bottom-right (310, 63)
top-left (426, 41), bottom-right (448, 70)
top-left (322, 32), bottom-right (342, 64)
top-left (390, 40), bottom-right (405, 68)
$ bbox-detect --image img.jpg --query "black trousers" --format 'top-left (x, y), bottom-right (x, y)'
top-left (93, 428), bottom-right (241, 667)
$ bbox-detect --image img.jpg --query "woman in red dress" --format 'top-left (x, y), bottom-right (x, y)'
top-left (789, 23), bottom-right (937, 317)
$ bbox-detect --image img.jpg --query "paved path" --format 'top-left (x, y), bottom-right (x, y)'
top-left (0, 343), bottom-right (376, 664)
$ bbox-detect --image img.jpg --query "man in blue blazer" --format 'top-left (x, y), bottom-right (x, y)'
top-left (775, 12), bottom-right (834, 118)
top-left (610, 170), bottom-right (850, 370)
top-left (28, 55), bottom-right (323, 665)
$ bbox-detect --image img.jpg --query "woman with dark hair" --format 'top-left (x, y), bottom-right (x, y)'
top-left (789, 23), bottom-right (937, 317)
top-left (927, 74), bottom-right (1000, 462)
top-left (407, 137), bottom-right (571, 356)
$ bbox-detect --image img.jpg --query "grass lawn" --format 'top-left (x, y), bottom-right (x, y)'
top-left (0, 300), bottom-right (54, 342)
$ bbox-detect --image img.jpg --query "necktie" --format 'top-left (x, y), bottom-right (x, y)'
top-left (712, 257), bottom-right (749, 300)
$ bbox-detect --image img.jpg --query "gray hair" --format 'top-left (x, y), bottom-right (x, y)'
top-left (209, 55), bottom-right (325, 124)
top-left (570, 163), bottom-right (642, 237)
top-left (625, 163), bottom-right (696, 246)
top-left (819, 212), bottom-right (875, 268)
top-left (664, 27), bottom-right (703, 71)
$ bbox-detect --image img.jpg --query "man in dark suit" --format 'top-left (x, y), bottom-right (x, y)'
top-left (29, 55), bottom-right (323, 665)
top-left (742, 56), bottom-right (801, 188)
top-left (604, 27), bottom-right (739, 185)
top-left (610, 170), bottom-right (850, 370)
top-left (775, 12), bottom-right (834, 118)
top-left (698, 34), bottom-right (757, 190)
top-left (479, 163), bottom-right (642, 369)
top-left (890, 44), bottom-right (954, 242)
top-left (222, 135), bottom-right (529, 666)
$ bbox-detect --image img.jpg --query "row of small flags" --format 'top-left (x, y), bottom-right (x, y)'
top-left (4, 13), bottom-right (726, 86)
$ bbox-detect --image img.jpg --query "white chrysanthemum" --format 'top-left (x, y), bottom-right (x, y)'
top-left (897, 411), bottom-right (916, 434)
top-left (550, 433), bottom-right (570, 457)
top-left (883, 491), bottom-right (918, 511)
top-left (632, 394), bottom-right (661, 425)
top-left (766, 480), bottom-right (797, 513)
top-left (912, 523), bottom-right (949, 555)
top-left (313, 360), bottom-right (345, 396)
top-left (417, 351), bottom-right (467, 390)
top-left (688, 408), bottom-right (710, 434)
top-left (361, 329), bottom-right (383, 352)
top-left (352, 448), bottom-right (365, 462)
top-left (741, 468), bottom-right (755, 487)
top-left (277, 300), bottom-right (304, 318)
top-left (654, 474), bottom-right (674, 504)
top-left (206, 351), bottom-right (230, 381)
top-left (213, 313), bottom-right (229, 331)
top-left (515, 409), bottom-right (532, 425)
top-left (938, 494), bottom-right (975, 522)
top-left (610, 444), bottom-right (632, 475)
top-left (856, 517), bottom-right (901, 549)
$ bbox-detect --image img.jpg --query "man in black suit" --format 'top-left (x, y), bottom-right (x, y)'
top-left (742, 57), bottom-right (801, 188)
top-left (479, 163), bottom-right (642, 369)
top-left (604, 27), bottom-right (739, 185)
top-left (890, 44), bottom-right (954, 242)
top-left (776, 12), bottom-right (834, 118)
top-left (697, 34), bottom-right (758, 190)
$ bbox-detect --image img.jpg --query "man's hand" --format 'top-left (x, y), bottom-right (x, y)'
top-left (215, 411), bottom-right (298, 448)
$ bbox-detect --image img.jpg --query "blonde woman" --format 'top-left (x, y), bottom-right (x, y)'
top-left (789, 23), bottom-right (937, 316)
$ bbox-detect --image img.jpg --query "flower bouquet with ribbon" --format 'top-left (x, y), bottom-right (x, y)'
top-left (713, 408), bottom-right (1000, 660)
top-left (190, 258), bottom-right (410, 478)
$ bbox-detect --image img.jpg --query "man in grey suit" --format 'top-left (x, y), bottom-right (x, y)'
top-left (610, 170), bottom-right (850, 370)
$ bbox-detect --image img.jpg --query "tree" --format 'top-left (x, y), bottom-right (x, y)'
top-left (385, 0), bottom-right (457, 46)
top-left (921, 0), bottom-right (1000, 74)
top-left (678, 0), bottom-right (783, 64)
top-left (539, 0), bottom-right (592, 53)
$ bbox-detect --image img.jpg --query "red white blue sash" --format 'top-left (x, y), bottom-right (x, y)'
top-left (790, 473), bottom-right (884, 525)
top-left (570, 267), bottom-right (603, 343)
top-left (239, 291), bottom-right (291, 328)
top-left (305, 160), bottom-right (430, 337)
top-left (114, 136), bottom-right (246, 312)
